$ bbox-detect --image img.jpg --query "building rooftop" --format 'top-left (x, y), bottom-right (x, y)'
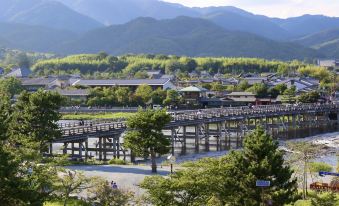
top-left (226, 92), bottom-right (256, 96)
top-left (21, 78), bottom-right (57, 86)
top-left (72, 78), bottom-right (171, 86)
top-left (179, 86), bottom-right (208, 92)
top-left (56, 89), bottom-right (89, 96)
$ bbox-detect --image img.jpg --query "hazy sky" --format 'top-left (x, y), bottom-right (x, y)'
top-left (163, 0), bottom-right (339, 18)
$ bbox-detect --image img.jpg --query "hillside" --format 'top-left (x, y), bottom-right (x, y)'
top-left (295, 28), bottom-right (339, 47)
top-left (200, 8), bottom-right (291, 40)
top-left (0, 22), bottom-right (76, 52)
top-left (273, 15), bottom-right (339, 38)
top-left (54, 17), bottom-right (321, 60)
top-left (0, 0), bottom-right (103, 32)
top-left (55, 0), bottom-right (199, 25)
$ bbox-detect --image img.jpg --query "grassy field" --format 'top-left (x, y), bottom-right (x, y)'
top-left (62, 112), bottom-right (134, 120)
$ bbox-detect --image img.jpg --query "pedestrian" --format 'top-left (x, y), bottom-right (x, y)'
top-left (110, 181), bottom-right (114, 188)
top-left (112, 182), bottom-right (118, 189)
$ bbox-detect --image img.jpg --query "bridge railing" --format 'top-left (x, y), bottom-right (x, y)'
top-left (61, 122), bottom-right (127, 137)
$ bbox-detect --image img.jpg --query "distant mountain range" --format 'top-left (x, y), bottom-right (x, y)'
top-left (0, 0), bottom-right (338, 59)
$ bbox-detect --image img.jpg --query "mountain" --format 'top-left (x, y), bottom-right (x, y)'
top-left (196, 6), bottom-right (291, 40)
top-left (53, 16), bottom-right (321, 60)
top-left (294, 28), bottom-right (339, 57)
top-left (0, 0), bottom-right (103, 32)
top-left (0, 22), bottom-right (76, 52)
top-left (273, 15), bottom-right (339, 38)
top-left (55, 0), bottom-right (199, 25)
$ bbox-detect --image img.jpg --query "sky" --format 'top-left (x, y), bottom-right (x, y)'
top-left (162, 0), bottom-right (339, 18)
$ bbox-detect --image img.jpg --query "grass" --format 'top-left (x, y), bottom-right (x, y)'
top-left (62, 112), bottom-right (134, 120)
top-left (44, 199), bottom-right (90, 206)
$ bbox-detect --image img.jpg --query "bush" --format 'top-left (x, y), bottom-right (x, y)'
top-left (309, 162), bottom-right (333, 173)
top-left (108, 158), bottom-right (127, 165)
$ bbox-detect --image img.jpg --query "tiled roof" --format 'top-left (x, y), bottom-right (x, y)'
top-left (5, 68), bottom-right (32, 78)
top-left (226, 92), bottom-right (255, 96)
top-left (73, 78), bottom-right (171, 86)
top-left (179, 86), bottom-right (208, 92)
top-left (21, 78), bottom-right (57, 86)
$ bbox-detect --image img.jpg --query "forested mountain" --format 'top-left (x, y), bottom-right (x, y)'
top-left (273, 15), bottom-right (339, 38)
top-left (55, 0), bottom-right (199, 25)
top-left (0, 0), bottom-right (103, 32)
top-left (53, 17), bottom-right (320, 60)
top-left (0, 22), bottom-right (76, 52)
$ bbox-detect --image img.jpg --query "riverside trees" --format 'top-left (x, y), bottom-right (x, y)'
top-left (124, 109), bottom-right (171, 173)
top-left (141, 127), bottom-right (298, 205)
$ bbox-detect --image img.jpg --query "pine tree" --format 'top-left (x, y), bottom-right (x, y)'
top-left (225, 127), bottom-right (298, 206)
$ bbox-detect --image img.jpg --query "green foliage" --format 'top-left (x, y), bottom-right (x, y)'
top-left (309, 162), bottom-right (333, 173)
top-left (10, 89), bottom-right (64, 153)
top-left (246, 83), bottom-right (268, 98)
top-left (124, 109), bottom-right (171, 173)
top-left (141, 127), bottom-right (297, 205)
top-left (282, 86), bottom-right (297, 103)
top-left (297, 91), bottom-right (320, 103)
top-left (33, 53), bottom-right (324, 79)
top-left (310, 192), bottom-right (339, 206)
top-left (88, 179), bottom-right (133, 206)
top-left (0, 77), bottom-right (23, 97)
top-left (135, 84), bottom-right (153, 105)
top-left (108, 158), bottom-right (127, 165)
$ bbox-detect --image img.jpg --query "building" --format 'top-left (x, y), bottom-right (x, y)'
top-left (242, 77), bottom-right (268, 85)
top-left (21, 78), bottom-right (62, 92)
top-left (317, 59), bottom-right (339, 68)
top-left (270, 77), bottom-right (319, 93)
top-left (5, 68), bottom-right (32, 78)
top-left (146, 70), bottom-right (163, 79)
top-left (179, 86), bottom-right (208, 105)
top-left (72, 78), bottom-right (175, 90)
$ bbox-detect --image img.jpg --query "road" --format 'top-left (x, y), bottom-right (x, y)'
top-left (67, 164), bottom-right (173, 196)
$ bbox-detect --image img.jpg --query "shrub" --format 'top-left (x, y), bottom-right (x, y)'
top-left (108, 158), bottom-right (127, 165)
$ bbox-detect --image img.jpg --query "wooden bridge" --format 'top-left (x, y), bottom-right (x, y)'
top-left (53, 103), bottom-right (339, 162)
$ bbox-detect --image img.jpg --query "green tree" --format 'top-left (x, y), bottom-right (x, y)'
top-left (89, 179), bottom-right (133, 206)
top-left (237, 80), bottom-right (250, 91)
top-left (163, 90), bottom-right (181, 106)
top-left (115, 87), bottom-right (131, 106)
top-left (297, 91), bottom-right (320, 103)
top-left (0, 77), bottom-right (23, 97)
top-left (124, 109), bottom-right (171, 173)
top-left (151, 88), bottom-right (167, 105)
top-left (135, 84), bottom-right (153, 105)
top-left (246, 83), bottom-right (268, 98)
top-left (10, 90), bottom-right (64, 153)
top-left (282, 86), bottom-right (296, 103)
top-left (141, 127), bottom-right (297, 205)
top-left (310, 192), bottom-right (338, 206)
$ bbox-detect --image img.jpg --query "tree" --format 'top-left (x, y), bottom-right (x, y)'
top-left (163, 90), bottom-right (181, 106)
top-left (223, 127), bottom-right (297, 205)
top-left (115, 87), bottom-right (131, 106)
top-left (236, 80), bottom-right (250, 91)
top-left (0, 77), bottom-right (23, 97)
top-left (124, 109), bottom-right (171, 173)
top-left (211, 82), bottom-right (224, 92)
top-left (151, 88), bottom-right (167, 105)
top-left (10, 90), bottom-right (64, 153)
top-left (287, 142), bottom-right (321, 199)
top-left (297, 91), bottom-right (320, 103)
top-left (141, 127), bottom-right (298, 205)
top-left (310, 192), bottom-right (338, 206)
top-left (135, 84), bottom-right (153, 105)
top-left (55, 170), bottom-right (91, 206)
top-left (246, 83), bottom-right (268, 98)
top-left (88, 179), bottom-right (133, 206)
top-left (282, 86), bottom-right (296, 103)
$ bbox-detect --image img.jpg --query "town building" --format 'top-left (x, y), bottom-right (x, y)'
top-left (179, 86), bottom-right (208, 105)
top-left (21, 77), bottom-right (62, 92)
top-left (72, 78), bottom-right (175, 90)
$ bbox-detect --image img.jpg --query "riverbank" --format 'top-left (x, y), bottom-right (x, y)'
top-left (61, 112), bottom-right (134, 120)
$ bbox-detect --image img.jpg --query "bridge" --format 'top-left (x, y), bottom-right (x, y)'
top-left (52, 103), bottom-right (339, 162)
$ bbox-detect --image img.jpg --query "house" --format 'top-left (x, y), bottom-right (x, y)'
top-left (270, 77), bottom-right (319, 93)
top-left (317, 59), bottom-right (339, 68)
top-left (5, 68), bottom-right (32, 78)
top-left (72, 78), bottom-right (175, 91)
top-left (179, 86), bottom-right (208, 105)
top-left (225, 92), bottom-right (257, 106)
top-left (242, 77), bottom-right (268, 85)
top-left (21, 78), bottom-right (62, 92)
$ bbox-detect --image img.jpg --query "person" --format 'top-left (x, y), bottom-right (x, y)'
top-left (111, 181), bottom-right (114, 188)
top-left (112, 182), bottom-right (118, 189)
